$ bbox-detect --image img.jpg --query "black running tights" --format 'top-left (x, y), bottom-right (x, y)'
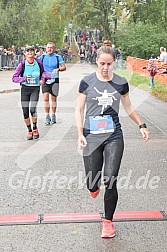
top-left (21, 85), bottom-right (40, 119)
top-left (83, 138), bottom-right (124, 220)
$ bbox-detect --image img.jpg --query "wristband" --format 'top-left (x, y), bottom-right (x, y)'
top-left (139, 123), bottom-right (147, 129)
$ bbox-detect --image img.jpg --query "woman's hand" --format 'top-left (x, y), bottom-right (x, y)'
top-left (77, 135), bottom-right (87, 149)
top-left (140, 128), bottom-right (150, 142)
top-left (40, 80), bottom-right (45, 85)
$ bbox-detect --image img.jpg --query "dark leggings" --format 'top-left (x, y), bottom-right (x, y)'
top-left (83, 138), bottom-right (124, 220)
top-left (21, 85), bottom-right (40, 119)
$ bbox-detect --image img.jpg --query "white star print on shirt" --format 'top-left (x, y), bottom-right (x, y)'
top-left (92, 87), bottom-right (117, 114)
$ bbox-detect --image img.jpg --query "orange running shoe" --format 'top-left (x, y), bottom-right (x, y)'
top-left (27, 131), bottom-right (33, 140)
top-left (33, 128), bottom-right (39, 139)
top-left (90, 188), bottom-right (100, 198)
top-left (101, 219), bottom-right (115, 238)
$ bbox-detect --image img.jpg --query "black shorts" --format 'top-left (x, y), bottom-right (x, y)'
top-left (42, 78), bottom-right (59, 97)
top-left (80, 57), bottom-right (85, 63)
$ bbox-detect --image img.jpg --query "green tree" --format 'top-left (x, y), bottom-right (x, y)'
top-left (114, 22), bottom-right (167, 59)
top-left (0, 0), bottom-right (167, 58)
top-left (0, 0), bottom-right (66, 47)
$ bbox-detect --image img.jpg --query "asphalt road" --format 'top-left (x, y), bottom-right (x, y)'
top-left (0, 64), bottom-right (166, 252)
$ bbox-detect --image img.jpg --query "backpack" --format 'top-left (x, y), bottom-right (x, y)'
top-left (20, 58), bottom-right (43, 78)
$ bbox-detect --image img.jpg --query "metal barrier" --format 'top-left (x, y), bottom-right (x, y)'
top-left (0, 55), bottom-right (24, 70)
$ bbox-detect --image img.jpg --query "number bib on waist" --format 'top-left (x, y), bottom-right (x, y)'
top-left (29, 78), bottom-right (35, 85)
top-left (27, 77), bottom-right (39, 86)
top-left (89, 115), bottom-right (115, 134)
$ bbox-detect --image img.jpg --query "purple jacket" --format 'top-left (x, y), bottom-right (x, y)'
top-left (12, 58), bottom-right (45, 83)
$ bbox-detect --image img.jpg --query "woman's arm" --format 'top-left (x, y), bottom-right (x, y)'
top-left (121, 93), bottom-right (149, 141)
top-left (12, 63), bottom-right (27, 83)
top-left (75, 92), bottom-right (87, 148)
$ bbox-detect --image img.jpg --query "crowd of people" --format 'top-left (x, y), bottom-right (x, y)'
top-left (76, 36), bottom-right (124, 68)
top-left (0, 44), bottom-right (74, 69)
top-left (0, 31), bottom-right (125, 70)
top-left (0, 45), bottom-right (24, 69)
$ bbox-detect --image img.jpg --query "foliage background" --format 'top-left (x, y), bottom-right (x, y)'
top-left (0, 0), bottom-right (167, 59)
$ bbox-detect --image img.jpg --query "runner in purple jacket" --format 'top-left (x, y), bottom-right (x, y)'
top-left (12, 46), bottom-right (45, 140)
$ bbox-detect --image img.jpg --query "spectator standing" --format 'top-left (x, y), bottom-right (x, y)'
top-left (90, 43), bottom-right (97, 64)
top-left (112, 44), bottom-right (117, 70)
top-left (67, 47), bottom-right (73, 62)
top-left (60, 47), bottom-right (68, 63)
top-left (86, 38), bottom-right (91, 51)
top-left (116, 47), bottom-right (123, 70)
top-left (78, 45), bottom-right (86, 64)
top-left (160, 47), bottom-right (167, 64)
top-left (103, 40), bottom-right (112, 47)
top-left (76, 28), bottom-right (82, 42)
top-left (147, 54), bottom-right (158, 88)
top-left (35, 47), bottom-right (44, 58)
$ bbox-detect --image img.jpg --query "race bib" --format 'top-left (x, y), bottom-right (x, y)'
top-left (27, 77), bottom-right (37, 86)
top-left (89, 115), bottom-right (115, 134)
top-left (46, 79), bottom-right (55, 85)
top-left (46, 73), bottom-right (58, 84)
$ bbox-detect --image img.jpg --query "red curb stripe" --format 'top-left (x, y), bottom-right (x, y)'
top-left (0, 214), bottom-right (39, 225)
top-left (0, 211), bottom-right (166, 226)
top-left (43, 212), bottom-right (101, 223)
top-left (113, 211), bottom-right (163, 220)
top-left (42, 211), bottom-right (166, 224)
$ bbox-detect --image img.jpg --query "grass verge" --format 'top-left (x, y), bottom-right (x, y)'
top-left (114, 69), bottom-right (167, 102)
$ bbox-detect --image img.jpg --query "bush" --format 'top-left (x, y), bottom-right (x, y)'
top-left (114, 23), bottom-right (167, 59)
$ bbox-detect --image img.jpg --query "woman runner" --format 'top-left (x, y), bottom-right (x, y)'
top-left (76, 46), bottom-right (149, 238)
top-left (12, 46), bottom-right (45, 140)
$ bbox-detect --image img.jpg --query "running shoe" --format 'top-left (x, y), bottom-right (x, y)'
top-left (45, 115), bottom-right (51, 125)
top-left (33, 128), bottom-right (39, 139)
top-left (27, 131), bottom-right (33, 140)
top-left (90, 188), bottom-right (100, 198)
top-left (101, 219), bottom-right (115, 238)
top-left (51, 114), bottom-right (56, 124)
